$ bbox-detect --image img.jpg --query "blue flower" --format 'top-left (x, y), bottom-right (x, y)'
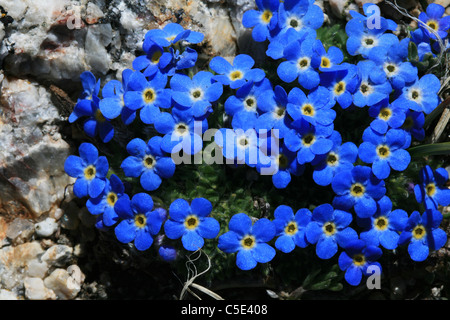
top-left (338, 239), bottom-right (383, 286)
top-left (368, 98), bottom-right (408, 135)
top-left (358, 196), bottom-right (408, 249)
top-left (164, 198), bottom-right (220, 251)
top-left (133, 42), bottom-right (171, 79)
top-left (143, 22), bottom-right (203, 49)
top-left (161, 46), bottom-right (199, 76)
top-left (398, 210), bottom-right (447, 262)
top-left (255, 85), bottom-right (292, 138)
top-left (68, 71), bottom-right (100, 124)
top-left (331, 165), bottom-right (386, 218)
top-left (277, 0), bottom-right (324, 35)
top-left (170, 71), bottom-right (223, 118)
top-left (358, 127), bottom-right (411, 180)
top-left (114, 193), bottom-right (163, 251)
top-left (209, 54), bottom-right (266, 89)
top-left (273, 205), bottom-right (311, 253)
top-left (214, 128), bottom-right (263, 167)
top-left (224, 78), bottom-right (272, 117)
top-left (64, 143), bottom-right (109, 199)
top-left (345, 4), bottom-right (398, 58)
top-left (68, 74), bottom-right (115, 143)
top-left (217, 213), bottom-right (276, 270)
top-left (158, 245), bottom-right (178, 262)
top-left (277, 36), bottom-right (320, 90)
top-left (305, 203), bottom-right (358, 260)
top-left (120, 136), bottom-right (176, 191)
top-left (99, 69), bottom-right (136, 125)
top-left (353, 60), bottom-right (392, 108)
top-left (414, 165), bottom-right (450, 210)
top-left (287, 86), bottom-right (335, 127)
top-left (284, 119), bottom-right (334, 165)
top-left (257, 136), bottom-right (305, 189)
top-left (242, 0), bottom-right (280, 42)
top-left (86, 174), bottom-right (125, 227)
top-left (266, 27), bottom-right (315, 60)
top-left (368, 38), bottom-right (418, 90)
top-left (418, 3), bottom-right (450, 40)
top-left (311, 131), bottom-right (358, 186)
top-left (154, 108), bottom-right (207, 155)
top-left (394, 74), bottom-right (441, 114)
top-left (312, 40), bottom-right (345, 72)
top-left (401, 110), bottom-right (425, 148)
top-left (123, 71), bottom-right (171, 124)
top-left (319, 63), bottom-right (359, 109)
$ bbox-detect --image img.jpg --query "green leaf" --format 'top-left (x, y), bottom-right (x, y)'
top-left (309, 279), bottom-right (332, 291)
top-left (408, 41), bottom-right (419, 62)
top-left (408, 142), bottom-right (450, 157)
top-left (424, 98), bottom-right (449, 129)
top-left (302, 268), bottom-right (322, 289)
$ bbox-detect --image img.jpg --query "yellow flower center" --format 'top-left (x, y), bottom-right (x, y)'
top-left (359, 82), bottom-right (373, 96)
top-left (229, 70), bottom-right (243, 81)
top-left (273, 106), bottom-right (286, 119)
top-left (412, 224), bottom-right (426, 240)
top-left (143, 88), bottom-right (156, 104)
top-left (134, 214), bottom-right (147, 228)
top-left (376, 145), bottom-right (390, 159)
top-left (326, 152), bottom-right (339, 166)
top-left (84, 165), bottom-right (96, 180)
top-left (106, 192), bottom-right (118, 206)
top-left (374, 216), bottom-right (388, 231)
top-left (143, 155), bottom-right (156, 169)
top-left (301, 104), bottom-right (315, 117)
top-left (409, 89), bottom-right (422, 102)
top-left (284, 221), bottom-right (298, 236)
top-left (426, 19), bottom-right (439, 31)
top-left (302, 133), bottom-right (315, 147)
top-left (333, 81), bottom-right (346, 96)
top-left (353, 254), bottom-right (366, 267)
top-left (350, 183), bottom-right (365, 197)
top-left (184, 215), bottom-right (200, 230)
top-left (384, 63), bottom-right (398, 76)
top-left (378, 107), bottom-right (392, 121)
top-left (244, 96), bottom-right (256, 111)
top-left (241, 235), bottom-right (256, 249)
top-left (320, 57), bottom-right (331, 68)
top-left (261, 10), bottom-right (273, 24)
top-left (238, 136), bottom-right (250, 148)
top-left (298, 57), bottom-right (310, 69)
top-left (191, 89), bottom-right (203, 100)
top-left (175, 123), bottom-right (189, 136)
top-left (323, 222), bottom-right (337, 236)
top-left (426, 183), bottom-right (436, 197)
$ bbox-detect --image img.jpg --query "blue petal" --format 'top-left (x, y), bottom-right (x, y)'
top-left (115, 220), bottom-right (136, 244)
top-left (182, 230), bottom-right (205, 251)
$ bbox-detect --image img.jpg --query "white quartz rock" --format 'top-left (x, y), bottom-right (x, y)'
top-left (24, 277), bottom-right (56, 300)
top-left (44, 268), bottom-right (82, 300)
top-left (35, 218), bottom-right (59, 238)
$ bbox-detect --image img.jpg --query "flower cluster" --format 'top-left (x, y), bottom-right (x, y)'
top-left (64, 0), bottom-right (449, 289)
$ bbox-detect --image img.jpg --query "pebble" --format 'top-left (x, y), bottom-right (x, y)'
top-left (35, 217), bottom-right (59, 238)
top-left (24, 277), bottom-right (56, 300)
top-left (41, 245), bottom-right (73, 267)
top-left (44, 268), bottom-right (82, 300)
top-left (5, 218), bottom-right (35, 245)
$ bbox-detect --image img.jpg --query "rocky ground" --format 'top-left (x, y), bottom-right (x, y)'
top-left (0, 0), bottom-right (449, 300)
